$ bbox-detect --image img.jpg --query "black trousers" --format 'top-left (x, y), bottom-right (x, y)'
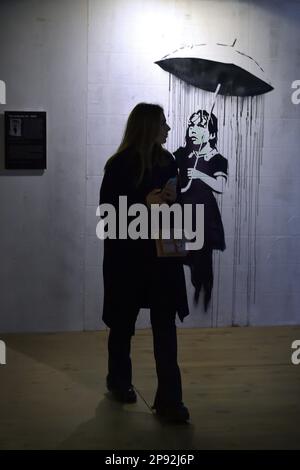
top-left (107, 307), bottom-right (183, 407)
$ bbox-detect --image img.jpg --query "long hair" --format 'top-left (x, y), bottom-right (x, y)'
top-left (105, 103), bottom-right (169, 186)
top-left (185, 110), bottom-right (218, 152)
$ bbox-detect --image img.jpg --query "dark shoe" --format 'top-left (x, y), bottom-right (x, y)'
top-left (107, 384), bottom-right (137, 404)
top-left (152, 403), bottom-right (190, 423)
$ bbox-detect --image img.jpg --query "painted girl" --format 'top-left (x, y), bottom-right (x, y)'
top-left (174, 109), bottom-right (228, 309)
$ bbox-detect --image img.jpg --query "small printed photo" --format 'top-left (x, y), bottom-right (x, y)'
top-left (9, 118), bottom-right (22, 137)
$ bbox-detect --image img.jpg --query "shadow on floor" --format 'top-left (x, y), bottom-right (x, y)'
top-left (57, 394), bottom-right (196, 450)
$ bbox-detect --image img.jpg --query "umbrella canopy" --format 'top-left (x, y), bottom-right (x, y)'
top-left (155, 42), bottom-right (273, 96)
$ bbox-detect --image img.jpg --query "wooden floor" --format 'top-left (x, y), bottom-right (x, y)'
top-left (0, 326), bottom-right (300, 450)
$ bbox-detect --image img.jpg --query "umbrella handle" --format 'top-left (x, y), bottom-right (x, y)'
top-left (181, 83), bottom-right (221, 194)
top-left (181, 180), bottom-right (191, 193)
top-left (181, 154), bottom-right (200, 193)
top-left (208, 83), bottom-right (221, 118)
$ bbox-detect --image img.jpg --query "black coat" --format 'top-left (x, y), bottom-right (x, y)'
top-left (99, 147), bottom-right (189, 329)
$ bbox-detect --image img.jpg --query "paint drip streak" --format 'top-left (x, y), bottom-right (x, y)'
top-left (167, 79), bottom-right (264, 327)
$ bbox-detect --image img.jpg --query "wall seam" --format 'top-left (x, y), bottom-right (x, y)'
top-left (83, 0), bottom-right (89, 332)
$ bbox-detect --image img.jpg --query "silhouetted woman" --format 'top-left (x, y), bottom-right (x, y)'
top-left (99, 103), bottom-right (190, 423)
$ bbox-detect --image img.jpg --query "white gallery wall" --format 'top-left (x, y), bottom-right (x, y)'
top-left (0, 0), bottom-right (300, 333)
top-left (0, 0), bottom-right (88, 332)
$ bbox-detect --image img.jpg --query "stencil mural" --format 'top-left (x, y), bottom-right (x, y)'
top-left (174, 109), bottom-right (227, 311)
top-left (156, 41), bottom-right (274, 325)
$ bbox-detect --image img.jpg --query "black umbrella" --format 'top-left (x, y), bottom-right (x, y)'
top-left (155, 40), bottom-right (273, 97)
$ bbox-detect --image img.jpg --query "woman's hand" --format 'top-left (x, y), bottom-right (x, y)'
top-left (146, 188), bottom-right (164, 207)
top-left (146, 181), bottom-right (177, 208)
top-left (160, 180), bottom-right (177, 203)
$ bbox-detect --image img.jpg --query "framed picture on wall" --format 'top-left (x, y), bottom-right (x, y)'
top-left (4, 111), bottom-right (46, 169)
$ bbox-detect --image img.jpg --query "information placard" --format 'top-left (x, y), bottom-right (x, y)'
top-left (5, 111), bottom-right (46, 169)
